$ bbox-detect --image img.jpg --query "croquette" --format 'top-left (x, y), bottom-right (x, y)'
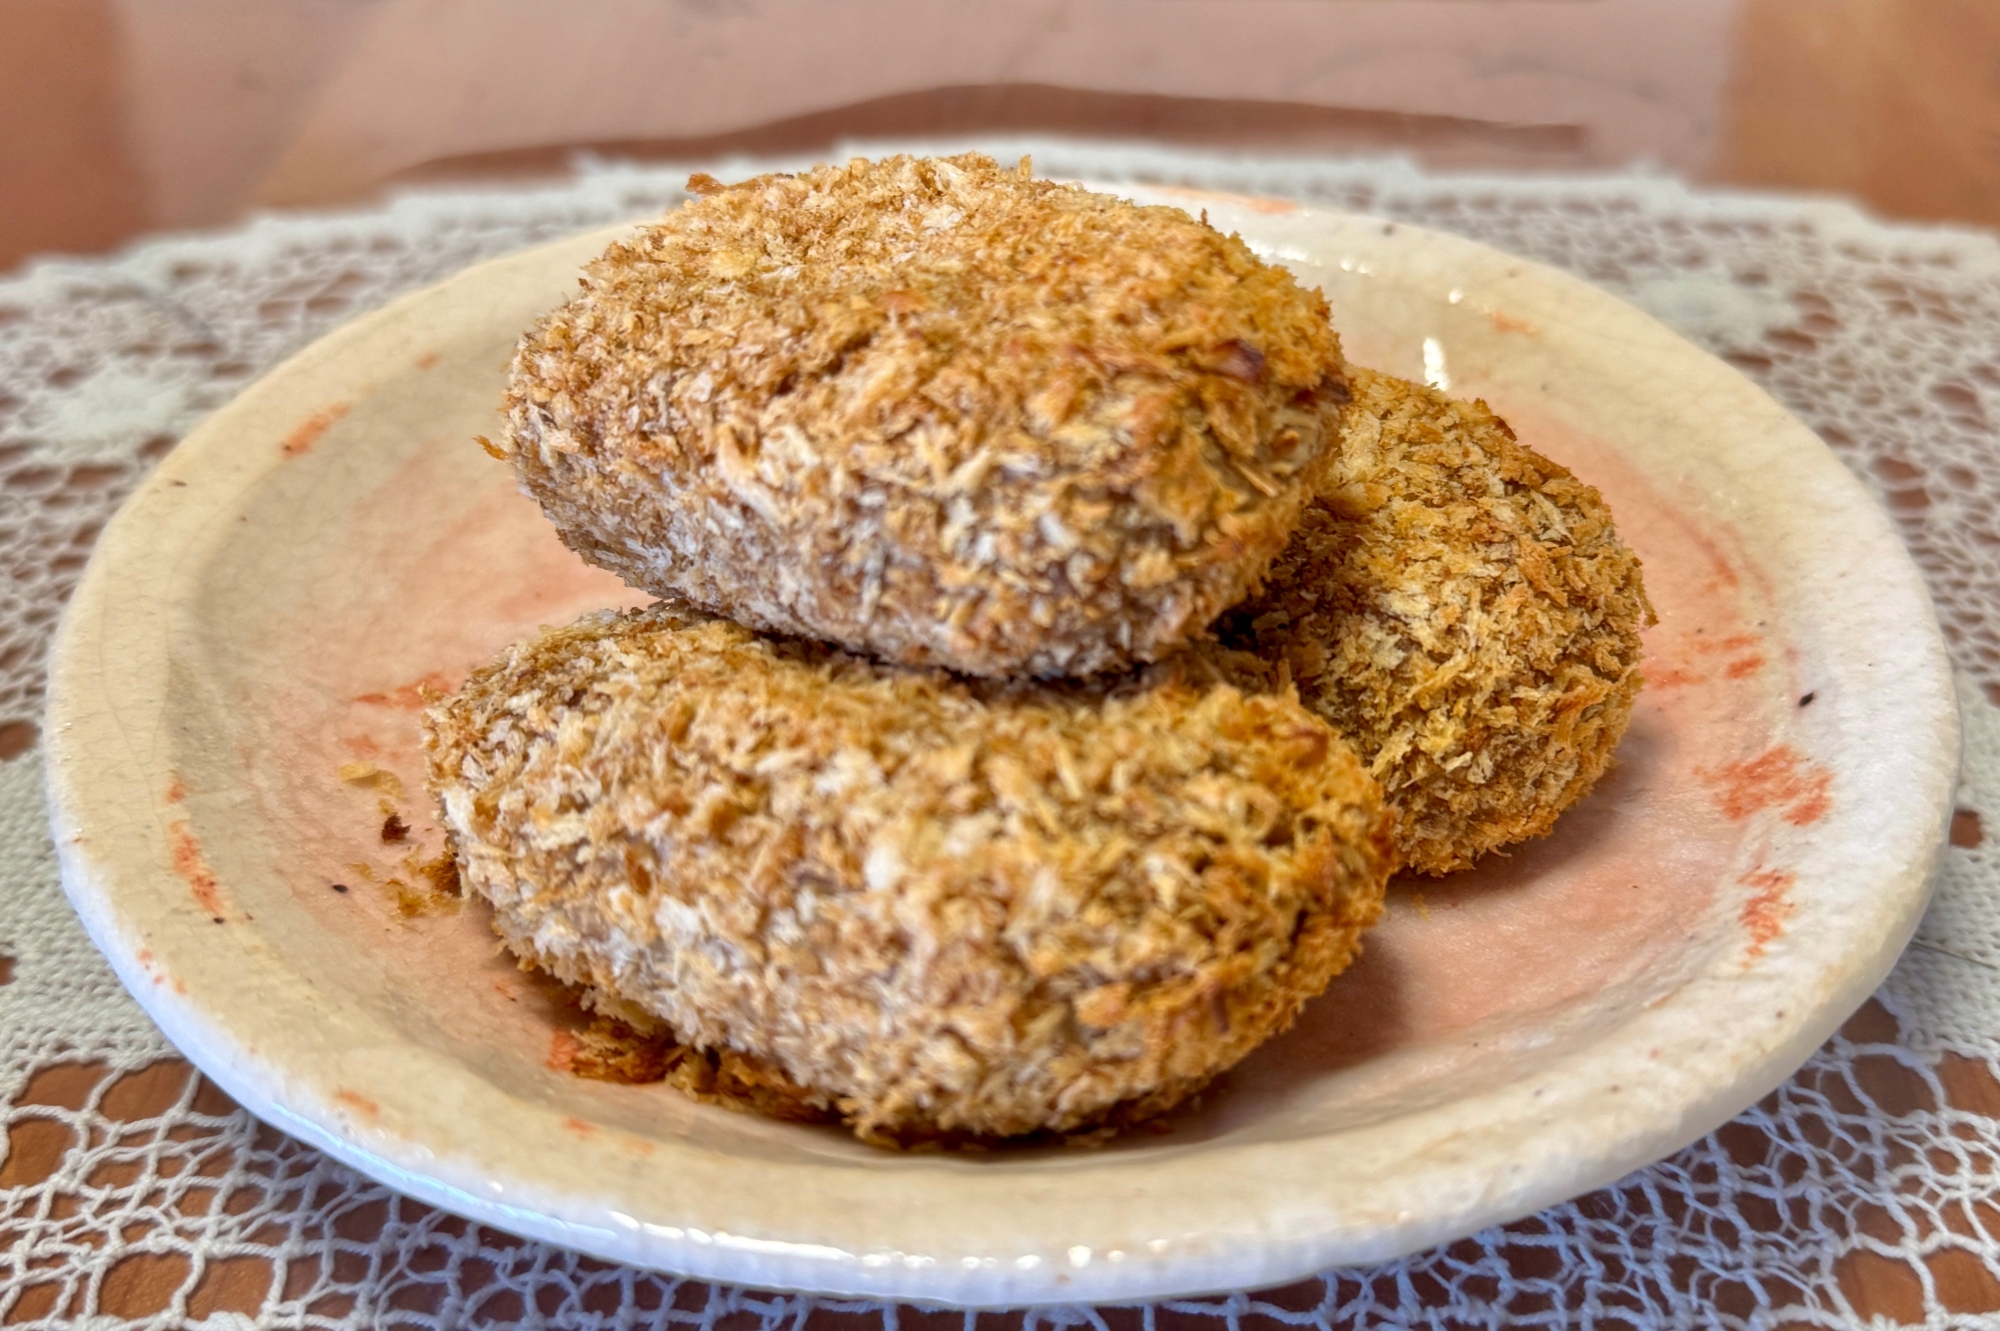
top-left (1216, 368), bottom-right (1652, 875)
top-left (499, 154), bottom-right (1349, 679)
top-left (423, 604), bottom-right (1394, 1144)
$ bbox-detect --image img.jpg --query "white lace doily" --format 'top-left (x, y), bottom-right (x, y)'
top-left (4, 141), bottom-right (2000, 1328)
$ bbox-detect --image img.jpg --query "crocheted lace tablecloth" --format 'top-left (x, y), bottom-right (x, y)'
top-left (4, 141), bottom-right (1999, 1329)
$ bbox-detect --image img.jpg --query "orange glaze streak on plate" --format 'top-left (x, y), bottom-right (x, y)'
top-left (1702, 745), bottom-right (1834, 827)
top-left (414, 351), bottom-right (442, 370)
top-left (1643, 630), bottom-right (1768, 693)
top-left (281, 402), bottom-right (351, 457)
top-left (334, 1089), bottom-right (381, 1119)
top-left (561, 1117), bottom-right (597, 1138)
top-left (165, 777), bottom-right (186, 803)
top-left (354, 671), bottom-right (457, 709)
top-left (1489, 311), bottom-right (1538, 336)
top-left (168, 820), bottom-right (225, 918)
top-left (1739, 866), bottom-right (1798, 961)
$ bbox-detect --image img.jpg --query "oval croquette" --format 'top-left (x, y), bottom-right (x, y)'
top-left (423, 604), bottom-right (1395, 1144)
top-left (499, 154), bottom-right (1349, 679)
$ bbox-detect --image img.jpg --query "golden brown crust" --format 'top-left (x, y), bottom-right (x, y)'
top-left (501, 154), bottom-right (1347, 678)
top-left (558, 1005), bottom-right (841, 1127)
top-left (423, 604), bottom-right (1393, 1144)
top-left (1216, 368), bottom-right (1653, 875)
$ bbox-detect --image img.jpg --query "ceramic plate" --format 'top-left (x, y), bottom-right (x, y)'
top-left (43, 186), bottom-right (1958, 1306)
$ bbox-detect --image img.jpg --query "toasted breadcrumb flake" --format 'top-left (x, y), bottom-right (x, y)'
top-left (424, 604), bottom-right (1394, 1144)
top-left (501, 154), bottom-right (1348, 678)
top-left (1218, 368), bottom-right (1653, 875)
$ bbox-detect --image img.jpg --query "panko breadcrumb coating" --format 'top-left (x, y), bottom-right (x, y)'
top-left (1217, 368), bottom-right (1652, 875)
top-left (423, 604), bottom-right (1393, 1144)
top-left (499, 154), bottom-right (1349, 678)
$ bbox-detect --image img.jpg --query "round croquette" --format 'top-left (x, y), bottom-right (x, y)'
top-left (1217, 367), bottom-right (1653, 875)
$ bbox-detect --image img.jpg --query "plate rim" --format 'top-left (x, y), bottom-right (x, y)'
top-left (42, 190), bottom-right (1960, 1306)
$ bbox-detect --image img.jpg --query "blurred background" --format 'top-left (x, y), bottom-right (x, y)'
top-left (4, 0), bottom-right (1997, 276)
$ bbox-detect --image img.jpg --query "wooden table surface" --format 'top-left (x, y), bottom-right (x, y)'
top-left (3, 0), bottom-right (1999, 1324)
top-left (3, 0), bottom-right (1999, 276)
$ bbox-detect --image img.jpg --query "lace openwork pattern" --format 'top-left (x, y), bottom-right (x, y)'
top-left (3, 143), bottom-right (1999, 1328)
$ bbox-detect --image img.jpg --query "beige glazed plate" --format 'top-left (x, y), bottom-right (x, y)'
top-left (44, 186), bottom-right (1959, 1306)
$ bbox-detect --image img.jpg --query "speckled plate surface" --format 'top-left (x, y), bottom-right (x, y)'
top-left (43, 186), bottom-right (1958, 1307)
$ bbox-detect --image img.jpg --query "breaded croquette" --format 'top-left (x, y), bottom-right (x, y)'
top-left (1217, 368), bottom-right (1652, 875)
top-left (424, 604), bottom-right (1394, 1144)
top-left (499, 154), bottom-right (1349, 679)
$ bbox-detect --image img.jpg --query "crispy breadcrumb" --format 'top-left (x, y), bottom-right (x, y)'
top-left (1217, 368), bottom-right (1653, 875)
top-left (423, 604), bottom-right (1393, 1144)
top-left (501, 154), bottom-right (1348, 679)
top-left (558, 1007), bottom-right (838, 1125)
